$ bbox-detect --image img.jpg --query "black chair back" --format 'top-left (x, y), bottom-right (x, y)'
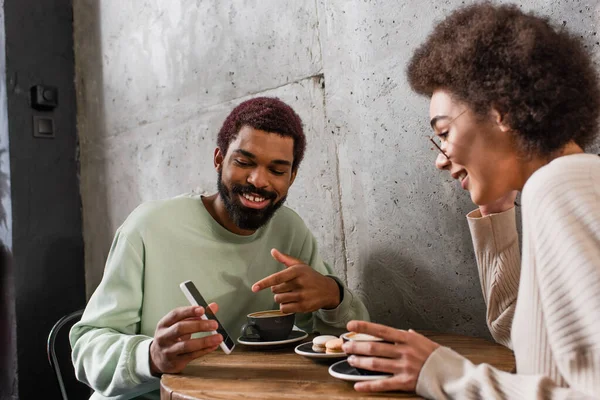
top-left (47, 309), bottom-right (90, 400)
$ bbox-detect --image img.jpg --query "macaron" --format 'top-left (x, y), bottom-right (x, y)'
top-left (341, 332), bottom-right (385, 342)
top-left (325, 338), bottom-right (344, 354)
top-left (312, 335), bottom-right (338, 353)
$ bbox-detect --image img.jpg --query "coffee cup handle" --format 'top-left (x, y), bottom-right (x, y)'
top-left (241, 322), bottom-right (260, 339)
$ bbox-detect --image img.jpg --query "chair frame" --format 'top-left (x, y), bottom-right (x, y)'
top-left (47, 309), bottom-right (84, 400)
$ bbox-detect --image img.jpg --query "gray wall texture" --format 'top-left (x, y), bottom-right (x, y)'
top-left (74, 0), bottom-right (600, 339)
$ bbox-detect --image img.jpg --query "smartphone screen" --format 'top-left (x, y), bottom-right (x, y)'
top-left (180, 280), bottom-right (236, 353)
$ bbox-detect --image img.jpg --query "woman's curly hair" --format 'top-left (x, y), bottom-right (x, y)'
top-left (407, 2), bottom-right (600, 156)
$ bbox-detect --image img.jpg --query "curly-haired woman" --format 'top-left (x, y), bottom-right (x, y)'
top-left (342, 3), bottom-right (600, 398)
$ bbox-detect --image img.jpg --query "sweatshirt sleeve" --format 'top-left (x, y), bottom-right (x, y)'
top-left (293, 231), bottom-right (370, 335)
top-left (466, 207), bottom-right (520, 349)
top-left (69, 228), bottom-right (159, 398)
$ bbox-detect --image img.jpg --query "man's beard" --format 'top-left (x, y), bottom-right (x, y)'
top-left (217, 171), bottom-right (287, 231)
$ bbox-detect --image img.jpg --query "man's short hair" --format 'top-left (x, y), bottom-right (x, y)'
top-left (217, 97), bottom-right (306, 170)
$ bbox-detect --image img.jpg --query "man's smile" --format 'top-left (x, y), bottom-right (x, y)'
top-left (238, 192), bottom-right (272, 209)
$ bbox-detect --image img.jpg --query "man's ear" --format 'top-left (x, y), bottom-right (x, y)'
top-left (491, 108), bottom-right (511, 132)
top-left (214, 147), bottom-right (224, 172)
top-left (289, 168), bottom-right (298, 186)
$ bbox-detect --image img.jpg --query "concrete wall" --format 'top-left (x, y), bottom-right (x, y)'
top-left (74, 0), bottom-right (600, 339)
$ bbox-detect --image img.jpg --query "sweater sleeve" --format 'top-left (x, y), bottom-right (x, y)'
top-left (293, 231), bottom-right (370, 335)
top-left (466, 207), bottom-right (520, 349)
top-left (416, 346), bottom-right (598, 399)
top-left (69, 228), bottom-right (159, 398)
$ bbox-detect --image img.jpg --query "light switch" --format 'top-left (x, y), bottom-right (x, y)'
top-left (30, 85), bottom-right (58, 111)
top-left (33, 116), bottom-right (55, 139)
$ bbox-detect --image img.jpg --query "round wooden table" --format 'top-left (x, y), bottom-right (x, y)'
top-left (160, 331), bottom-right (515, 399)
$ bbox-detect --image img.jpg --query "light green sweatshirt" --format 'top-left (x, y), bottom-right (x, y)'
top-left (70, 194), bottom-right (369, 399)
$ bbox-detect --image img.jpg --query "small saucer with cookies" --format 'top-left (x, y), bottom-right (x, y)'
top-left (294, 335), bottom-right (347, 359)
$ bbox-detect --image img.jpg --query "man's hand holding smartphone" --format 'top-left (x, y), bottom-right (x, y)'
top-left (149, 304), bottom-right (223, 375)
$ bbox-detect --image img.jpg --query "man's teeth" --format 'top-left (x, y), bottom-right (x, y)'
top-left (243, 193), bottom-right (266, 202)
top-left (458, 172), bottom-right (468, 181)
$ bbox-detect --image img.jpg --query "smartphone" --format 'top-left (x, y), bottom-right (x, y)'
top-left (179, 280), bottom-right (235, 354)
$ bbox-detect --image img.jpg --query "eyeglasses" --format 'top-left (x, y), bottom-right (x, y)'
top-left (429, 137), bottom-right (448, 159)
top-left (428, 109), bottom-right (467, 159)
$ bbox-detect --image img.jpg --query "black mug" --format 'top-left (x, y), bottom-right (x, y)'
top-left (240, 310), bottom-right (295, 341)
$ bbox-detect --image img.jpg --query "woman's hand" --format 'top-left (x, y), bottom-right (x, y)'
top-left (342, 320), bottom-right (440, 392)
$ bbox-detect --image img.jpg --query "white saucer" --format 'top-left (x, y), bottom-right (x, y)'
top-left (237, 329), bottom-right (308, 346)
top-left (328, 359), bottom-right (392, 381)
top-left (294, 342), bottom-right (347, 359)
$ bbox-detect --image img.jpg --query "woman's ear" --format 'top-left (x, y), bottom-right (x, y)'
top-left (491, 108), bottom-right (511, 132)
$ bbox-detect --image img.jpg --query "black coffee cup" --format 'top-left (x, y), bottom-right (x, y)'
top-left (240, 310), bottom-right (295, 341)
top-left (341, 332), bottom-right (393, 376)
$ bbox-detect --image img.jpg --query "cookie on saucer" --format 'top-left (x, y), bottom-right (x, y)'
top-left (312, 335), bottom-right (338, 353)
top-left (325, 338), bottom-right (344, 354)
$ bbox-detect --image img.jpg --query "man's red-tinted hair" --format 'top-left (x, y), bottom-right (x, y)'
top-left (217, 97), bottom-right (306, 170)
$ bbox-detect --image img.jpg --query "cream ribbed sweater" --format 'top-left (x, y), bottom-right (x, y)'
top-left (417, 153), bottom-right (600, 399)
